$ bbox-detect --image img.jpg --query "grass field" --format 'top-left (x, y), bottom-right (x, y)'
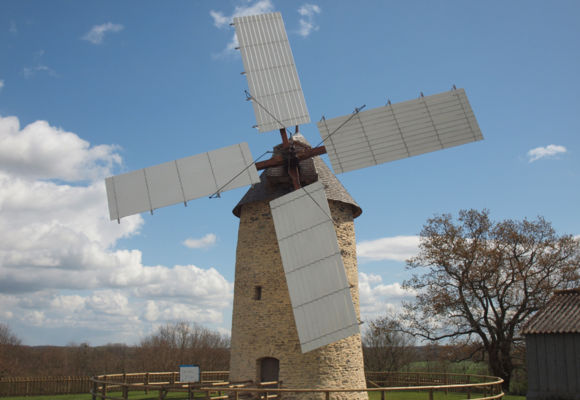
top-left (3, 391), bottom-right (526, 400)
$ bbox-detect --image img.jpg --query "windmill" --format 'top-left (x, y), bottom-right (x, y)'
top-left (105, 11), bottom-right (483, 395)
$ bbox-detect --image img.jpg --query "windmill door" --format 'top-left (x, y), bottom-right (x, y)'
top-left (259, 357), bottom-right (279, 387)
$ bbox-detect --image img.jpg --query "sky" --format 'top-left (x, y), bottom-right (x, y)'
top-left (0, 0), bottom-right (578, 346)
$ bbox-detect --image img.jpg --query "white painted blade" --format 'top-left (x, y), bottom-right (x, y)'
top-left (270, 181), bottom-right (359, 353)
top-left (106, 142), bottom-right (259, 221)
top-left (234, 12), bottom-right (310, 133)
top-left (317, 88), bottom-right (483, 174)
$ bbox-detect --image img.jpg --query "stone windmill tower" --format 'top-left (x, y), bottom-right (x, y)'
top-left (103, 11), bottom-right (483, 397)
top-left (229, 134), bottom-right (367, 396)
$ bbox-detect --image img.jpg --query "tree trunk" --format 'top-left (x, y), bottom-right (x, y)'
top-left (487, 346), bottom-right (512, 392)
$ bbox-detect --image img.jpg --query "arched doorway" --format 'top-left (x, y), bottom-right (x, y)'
top-left (259, 357), bottom-right (279, 386)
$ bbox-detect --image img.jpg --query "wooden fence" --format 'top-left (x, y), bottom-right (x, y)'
top-left (0, 371), bottom-right (503, 399)
top-left (89, 371), bottom-right (504, 400)
top-left (0, 375), bottom-right (92, 397)
top-left (0, 371), bottom-right (228, 397)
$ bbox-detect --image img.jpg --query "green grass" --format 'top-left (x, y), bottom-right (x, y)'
top-left (404, 361), bottom-right (489, 376)
top-left (2, 392), bottom-right (526, 400)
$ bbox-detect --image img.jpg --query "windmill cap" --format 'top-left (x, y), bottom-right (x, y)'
top-left (232, 135), bottom-right (362, 218)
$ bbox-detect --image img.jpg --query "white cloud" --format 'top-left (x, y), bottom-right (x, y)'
top-left (133, 265), bottom-right (232, 306)
top-left (87, 291), bottom-right (130, 315)
top-left (0, 116), bottom-right (121, 181)
top-left (357, 235), bottom-right (420, 262)
top-left (358, 272), bottom-right (416, 320)
top-left (527, 144), bottom-right (567, 162)
top-left (141, 301), bottom-right (224, 324)
top-left (210, 10), bottom-right (231, 29)
top-left (0, 115), bottom-right (233, 345)
top-left (23, 310), bottom-right (45, 326)
top-left (210, 0), bottom-right (275, 57)
top-left (82, 22), bottom-right (124, 45)
top-left (297, 4), bottom-right (321, 37)
top-left (21, 50), bottom-right (57, 79)
top-left (9, 21), bottom-right (17, 35)
top-left (50, 295), bottom-right (86, 313)
top-left (183, 233), bottom-right (217, 249)
top-left (0, 79), bottom-right (4, 91)
top-left (211, 0), bottom-right (275, 28)
top-left (22, 65), bottom-right (57, 79)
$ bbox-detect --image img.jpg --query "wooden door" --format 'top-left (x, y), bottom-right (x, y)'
top-left (260, 357), bottom-right (279, 386)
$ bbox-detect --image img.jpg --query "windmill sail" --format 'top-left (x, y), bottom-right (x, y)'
top-left (317, 88), bottom-right (483, 174)
top-left (270, 181), bottom-right (359, 353)
top-left (234, 12), bottom-right (310, 133)
top-left (106, 142), bottom-right (259, 221)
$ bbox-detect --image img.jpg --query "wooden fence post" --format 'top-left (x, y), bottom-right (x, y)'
top-left (101, 377), bottom-right (107, 399)
top-left (145, 372), bottom-right (150, 394)
top-left (428, 389), bottom-right (434, 400)
top-left (92, 379), bottom-right (98, 400)
top-left (466, 375), bottom-right (471, 399)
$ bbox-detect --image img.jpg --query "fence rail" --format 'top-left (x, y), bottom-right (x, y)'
top-left (0, 371), bottom-right (228, 397)
top-left (90, 371), bottom-right (503, 400)
top-left (0, 371), bottom-right (504, 399)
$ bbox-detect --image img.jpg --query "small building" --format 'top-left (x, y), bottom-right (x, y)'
top-left (521, 288), bottom-right (580, 400)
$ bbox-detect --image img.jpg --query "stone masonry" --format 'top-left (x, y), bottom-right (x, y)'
top-left (229, 186), bottom-right (368, 400)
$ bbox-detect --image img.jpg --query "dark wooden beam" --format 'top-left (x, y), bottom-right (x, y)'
top-left (254, 146), bottom-right (327, 171)
top-left (297, 146), bottom-right (327, 160)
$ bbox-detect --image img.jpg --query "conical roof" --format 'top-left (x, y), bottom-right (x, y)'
top-left (233, 134), bottom-right (362, 218)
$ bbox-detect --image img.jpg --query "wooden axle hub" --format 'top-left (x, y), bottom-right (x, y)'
top-left (254, 128), bottom-right (327, 190)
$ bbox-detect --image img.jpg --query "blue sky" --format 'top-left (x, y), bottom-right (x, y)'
top-left (0, 0), bottom-right (578, 346)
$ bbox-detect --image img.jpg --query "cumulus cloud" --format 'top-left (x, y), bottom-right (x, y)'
top-left (297, 4), bottom-right (321, 37)
top-left (210, 0), bottom-right (275, 57)
top-left (0, 116), bottom-right (121, 181)
top-left (357, 235), bottom-right (420, 262)
top-left (527, 144), bottom-right (567, 162)
top-left (183, 233), bottom-right (217, 249)
top-left (358, 272), bottom-right (416, 320)
top-left (82, 22), bottom-right (124, 45)
top-left (0, 115), bottom-right (233, 345)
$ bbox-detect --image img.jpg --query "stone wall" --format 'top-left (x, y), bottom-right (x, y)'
top-left (229, 199), bottom-right (367, 400)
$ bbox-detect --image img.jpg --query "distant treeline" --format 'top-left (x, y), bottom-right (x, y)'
top-left (0, 322), bottom-right (230, 377)
top-left (1, 320), bottom-right (503, 379)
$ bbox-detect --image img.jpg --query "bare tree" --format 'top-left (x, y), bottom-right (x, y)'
top-left (138, 321), bottom-right (230, 371)
top-left (0, 322), bottom-right (21, 345)
top-left (403, 209), bottom-right (580, 391)
top-left (0, 323), bottom-right (23, 377)
top-left (362, 313), bottom-right (415, 372)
